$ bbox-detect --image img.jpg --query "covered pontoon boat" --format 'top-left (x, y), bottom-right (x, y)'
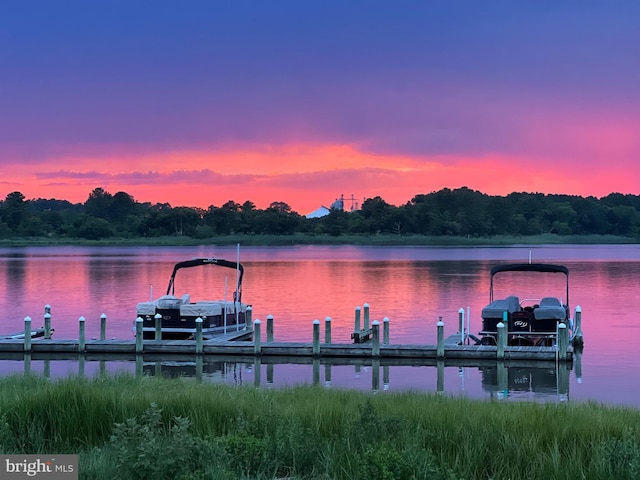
top-left (479, 263), bottom-right (571, 346)
top-left (135, 258), bottom-right (249, 340)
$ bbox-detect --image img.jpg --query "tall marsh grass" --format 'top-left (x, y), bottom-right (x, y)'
top-left (0, 374), bottom-right (638, 479)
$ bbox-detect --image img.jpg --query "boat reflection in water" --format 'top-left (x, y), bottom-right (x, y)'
top-left (479, 361), bottom-right (573, 402)
top-left (0, 352), bottom-right (582, 404)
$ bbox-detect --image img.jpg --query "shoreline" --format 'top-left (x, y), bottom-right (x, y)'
top-left (0, 233), bottom-right (637, 247)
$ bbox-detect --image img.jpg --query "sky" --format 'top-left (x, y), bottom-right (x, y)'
top-left (1, 1), bottom-right (639, 215)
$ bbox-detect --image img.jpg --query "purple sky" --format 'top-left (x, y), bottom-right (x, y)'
top-left (1, 1), bottom-right (639, 213)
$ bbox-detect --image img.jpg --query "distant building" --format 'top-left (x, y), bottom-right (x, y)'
top-left (305, 206), bottom-right (331, 219)
top-left (304, 194), bottom-right (360, 219)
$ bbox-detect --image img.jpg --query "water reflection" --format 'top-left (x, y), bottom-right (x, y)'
top-left (1, 353), bottom-right (575, 403)
top-left (1, 245), bottom-right (639, 408)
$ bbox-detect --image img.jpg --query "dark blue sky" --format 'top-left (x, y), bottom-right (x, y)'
top-left (1, 1), bottom-right (639, 211)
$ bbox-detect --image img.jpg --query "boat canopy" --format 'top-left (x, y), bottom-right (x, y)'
top-left (490, 263), bottom-right (569, 276)
top-left (489, 263), bottom-right (569, 304)
top-left (166, 258), bottom-right (244, 302)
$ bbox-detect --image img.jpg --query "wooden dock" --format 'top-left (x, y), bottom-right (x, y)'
top-left (0, 334), bottom-right (573, 362)
top-left (4, 304), bottom-right (581, 364)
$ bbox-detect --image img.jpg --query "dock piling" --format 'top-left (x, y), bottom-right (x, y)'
top-left (266, 314), bottom-right (274, 342)
top-left (154, 313), bottom-right (162, 340)
top-left (497, 322), bottom-right (506, 359)
top-left (558, 323), bottom-right (568, 361)
top-left (246, 306), bottom-right (253, 331)
top-left (24, 316), bottom-right (32, 352)
top-left (195, 317), bottom-right (203, 354)
top-left (78, 316), bottom-right (85, 352)
top-left (354, 306), bottom-right (361, 332)
top-left (313, 319), bottom-right (320, 356)
top-left (363, 303), bottom-right (370, 330)
top-left (372, 320), bottom-right (380, 357)
top-left (135, 317), bottom-right (143, 353)
top-left (383, 317), bottom-right (390, 344)
top-left (254, 319), bottom-right (262, 355)
top-left (324, 316), bottom-right (331, 344)
top-left (44, 312), bottom-right (52, 340)
top-left (572, 306), bottom-right (583, 349)
top-left (436, 317), bottom-right (444, 358)
top-left (100, 313), bottom-right (107, 341)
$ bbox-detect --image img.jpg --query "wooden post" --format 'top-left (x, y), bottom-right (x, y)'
top-left (354, 306), bottom-right (361, 332)
top-left (558, 323), bottom-right (568, 361)
top-left (100, 313), bottom-right (107, 341)
top-left (266, 314), bottom-right (274, 342)
top-left (313, 319), bottom-right (320, 356)
top-left (324, 316), bottom-right (331, 344)
top-left (458, 307), bottom-right (465, 333)
top-left (246, 306), bottom-right (253, 331)
top-left (44, 313), bottom-right (52, 340)
top-left (78, 316), bottom-right (85, 352)
top-left (436, 317), bottom-right (444, 358)
top-left (254, 319), bottom-right (261, 355)
top-left (436, 359), bottom-right (444, 393)
top-left (195, 317), bottom-right (203, 354)
top-left (135, 317), bottom-right (144, 353)
top-left (383, 317), bottom-right (390, 344)
top-left (363, 303), bottom-right (370, 330)
top-left (44, 304), bottom-right (51, 340)
top-left (24, 316), bottom-right (32, 352)
top-left (572, 305), bottom-right (583, 349)
top-left (497, 322), bottom-right (506, 359)
top-left (154, 313), bottom-right (162, 341)
top-left (372, 320), bottom-right (380, 357)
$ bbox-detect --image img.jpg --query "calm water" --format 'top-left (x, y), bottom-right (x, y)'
top-left (0, 244), bottom-right (638, 408)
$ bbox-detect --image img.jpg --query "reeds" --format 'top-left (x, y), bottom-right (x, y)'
top-left (0, 374), bottom-right (638, 479)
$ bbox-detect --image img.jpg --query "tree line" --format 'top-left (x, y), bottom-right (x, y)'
top-left (0, 186), bottom-right (639, 240)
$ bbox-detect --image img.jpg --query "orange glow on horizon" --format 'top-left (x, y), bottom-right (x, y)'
top-left (1, 141), bottom-right (638, 215)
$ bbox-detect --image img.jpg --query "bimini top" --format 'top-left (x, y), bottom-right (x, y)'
top-left (489, 262), bottom-right (569, 304)
top-left (166, 258), bottom-right (244, 301)
top-left (490, 263), bottom-right (569, 277)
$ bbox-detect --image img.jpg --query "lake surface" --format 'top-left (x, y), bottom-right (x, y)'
top-left (0, 244), bottom-right (638, 408)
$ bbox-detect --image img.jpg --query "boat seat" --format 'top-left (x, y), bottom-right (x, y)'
top-left (181, 293), bottom-right (191, 304)
top-left (534, 297), bottom-right (566, 321)
top-left (539, 297), bottom-right (561, 307)
top-left (481, 295), bottom-right (521, 319)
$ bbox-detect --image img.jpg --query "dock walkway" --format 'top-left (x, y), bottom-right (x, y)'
top-left (0, 336), bottom-right (573, 362)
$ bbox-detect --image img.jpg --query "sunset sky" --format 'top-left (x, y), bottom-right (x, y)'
top-left (1, 1), bottom-right (639, 215)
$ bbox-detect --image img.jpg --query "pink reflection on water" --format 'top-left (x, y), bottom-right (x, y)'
top-left (0, 245), bottom-right (639, 408)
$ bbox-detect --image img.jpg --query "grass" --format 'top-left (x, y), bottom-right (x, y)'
top-left (0, 374), bottom-right (638, 479)
top-left (0, 233), bottom-right (637, 247)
